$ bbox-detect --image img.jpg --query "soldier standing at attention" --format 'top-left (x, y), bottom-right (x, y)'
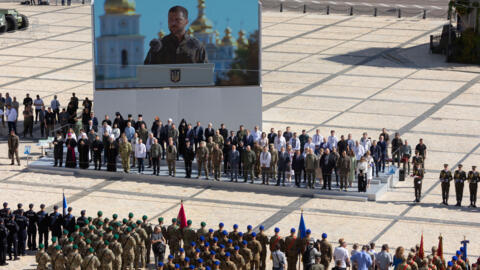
top-left (211, 144), bottom-right (223, 181)
top-left (248, 232), bottom-right (262, 270)
top-left (196, 141), bottom-right (209, 180)
top-left (439, 164), bottom-right (453, 205)
top-left (119, 137), bottom-right (132, 173)
top-left (319, 233), bottom-right (332, 270)
top-left (82, 247), bottom-right (101, 270)
top-left (412, 163), bottom-right (424, 203)
top-left (454, 164), bottom-right (466, 207)
top-left (468, 166), bottom-right (479, 207)
top-left (0, 218), bottom-right (9, 266)
top-left (284, 228), bottom-right (297, 270)
top-left (243, 146), bottom-right (256, 183)
top-left (257, 226), bottom-right (269, 270)
top-left (239, 240), bottom-right (252, 270)
top-left (35, 243), bottom-right (50, 270)
top-left (25, 203), bottom-right (37, 251)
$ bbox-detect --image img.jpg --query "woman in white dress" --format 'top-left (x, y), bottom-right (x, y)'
top-left (112, 123), bottom-right (121, 140)
top-left (259, 132), bottom-right (268, 148)
top-left (365, 151), bottom-right (374, 189)
top-left (357, 156), bottom-right (368, 192)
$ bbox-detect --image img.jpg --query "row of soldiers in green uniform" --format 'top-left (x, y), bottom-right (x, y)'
top-left (396, 245), bottom-right (471, 270)
top-left (438, 164), bottom-right (478, 207)
top-left (34, 210), bottom-right (336, 270)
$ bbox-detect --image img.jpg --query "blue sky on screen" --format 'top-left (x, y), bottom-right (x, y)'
top-left (94, 0), bottom-right (259, 57)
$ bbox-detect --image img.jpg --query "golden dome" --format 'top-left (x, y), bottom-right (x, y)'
top-left (237, 30), bottom-right (248, 49)
top-left (221, 27), bottom-right (237, 47)
top-left (190, 0), bottom-right (213, 34)
top-left (104, 0), bottom-right (136, 14)
top-left (158, 30), bottom-right (165, 39)
top-left (214, 30), bottom-right (221, 46)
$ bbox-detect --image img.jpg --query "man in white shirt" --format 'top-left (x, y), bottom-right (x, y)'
top-left (274, 130), bottom-right (286, 152)
top-left (100, 122), bottom-right (112, 137)
top-left (355, 141), bottom-right (366, 160)
top-left (328, 130), bottom-right (338, 150)
top-left (50, 95), bottom-right (60, 121)
top-left (33, 95), bottom-right (44, 124)
top-left (334, 238), bottom-right (350, 270)
top-left (135, 138), bottom-right (147, 173)
top-left (6, 105), bottom-right (17, 134)
top-left (260, 146), bottom-right (271, 185)
top-left (347, 133), bottom-right (355, 152)
top-left (360, 132), bottom-right (372, 152)
top-left (252, 125), bottom-right (262, 143)
top-left (312, 129), bottom-right (323, 153)
top-left (290, 132), bottom-right (301, 151)
top-left (304, 137), bottom-right (315, 153)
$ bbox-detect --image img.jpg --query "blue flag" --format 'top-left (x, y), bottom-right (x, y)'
top-left (298, 212), bottom-right (306, 240)
top-left (62, 193), bottom-right (68, 216)
top-left (461, 239), bottom-right (469, 261)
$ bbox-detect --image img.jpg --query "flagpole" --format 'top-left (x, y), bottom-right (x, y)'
top-left (298, 209), bottom-right (303, 270)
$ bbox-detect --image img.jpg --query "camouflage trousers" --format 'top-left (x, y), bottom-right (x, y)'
top-left (121, 156), bottom-right (130, 173)
top-left (197, 160), bottom-right (209, 178)
top-left (113, 256), bottom-right (122, 270)
top-left (167, 160), bottom-right (176, 176)
top-left (121, 252), bottom-right (134, 270)
top-left (287, 255), bottom-right (298, 270)
top-left (213, 165), bottom-right (221, 180)
top-left (135, 245), bottom-right (146, 269)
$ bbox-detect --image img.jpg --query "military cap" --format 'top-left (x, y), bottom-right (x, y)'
top-left (89, 247), bottom-right (94, 253)
top-left (238, 232), bottom-right (243, 237)
top-left (206, 267), bottom-right (211, 270)
top-left (123, 218), bottom-right (128, 224)
top-left (86, 239), bottom-right (92, 244)
top-left (448, 262), bottom-right (453, 267)
top-left (115, 222), bottom-right (121, 227)
top-left (107, 226), bottom-right (113, 232)
top-left (322, 233), bottom-right (328, 238)
top-left (205, 242), bottom-right (210, 247)
top-left (210, 251), bottom-right (216, 255)
top-left (172, 218), bottom-right (177, 222)
top-left (52, 237), bottom-right (57, 242)
top-left (68, 237), bottom-right (74, 242)
top-left (225, 252), bottom-right (231, 257)
top-left (198, 258), bottom-right (203, 263)
top-left (40, 204), bottom-right (45, 208)
top-left (175, 264), bottom-right (180, 269)
top-left (80, 210), bottom-right (85, 215)
top-left (233, 224), bottom-right (238, 229)
top-left (104, 240), bottom-right (109, 245)
top-left (131, 224), bottom-right (137, 228)
top-left (219, 244), bottom-right (225, 249)
top-left (219, 222), bottom-right (224, 227)
top-left (158, 217), bottom-right (164, 222)
top-left (98, 232), bottom-right (104, 237)
top-left (306, 229), bottom-right (311, 234)
top-left (456, 251), bottom-right (462, 255)
top-left (199, 235), bottom-right (205, 241)
top-left (222, 230), bottom-right (228, 235)
top-left (79, 232), bottom-right (84, 237)
top-left (184, 257), bottom-right (190, 262)
top-left (242, 240), bottom-right (248, 245)
top-left (39, 243), bottom-right (45, 249)
top-left (274, 227), bottom-right (280, 233)
top-left (259, 225), bottom-right (265, 230)
top-left (200, 221), bottom-right (206, 227)
top-left (112, 214), bottom-right (118, 219)
top-left (88, 217), bottom-right (92, 221)
top-left (158, 262), bottom-right (164, 267)
top-left (74, 225), bottom-right (80, 230)
top-left (214, 261), bottom-right (220, 265)
top-left (191, 241), bottom-right (196, 246)
top-left (179, 248), bottom-right (184, 253)
top-left (142, 215), bottom-right (148, 220)
top-left (195, 248), bottom-right (201, 253)
top-left (187, 220), bottom-right (192, 225)
top-left (234, 246), bottom-right (240, 250)
top-left (63, 229), bottom-right (69, 234)
top-left (228, 239), bottom-right (233, 244)
top-left (53, 205), bottom-right (58, 210)
top-left (55, 245), bottom-right (61, 250)
top-left (98, 221), bottom-right (104, 226)
top-left (29, 203), bottom-right (34, 208)
top-left (114, 234), bottom-right (119, 239)
top-left (251, 232), bottom-right (257, 237)
top-left (452, 256), bottom-right (458, 261)
top-left (213, 237), bottom-right (218, 242)
top-left (17, 203), bottom-right (22, 208)
top-left (126, 227), bottom-right (132, 232)
top-left (136, 220), bottom-right (142, 225)
top-left (247, 225), bottom-right (252, 230)
top-left (128, 212), bottom-right (134, 218)
top-left (208, 229), bottom-right (214, 233)
top-left (189, 265), bottom-right (195, 269)
top-left (168, 254), bottom-right (174, 259)
top-left (67, 207), bottom-right (72, 212)
top-left (89, 225), bottom-right (95, 230)
top-left (73, 245), bottom-right (78, 249)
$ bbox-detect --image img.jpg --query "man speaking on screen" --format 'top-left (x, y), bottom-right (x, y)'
top-left (144, 6), bottom-right (208, 65)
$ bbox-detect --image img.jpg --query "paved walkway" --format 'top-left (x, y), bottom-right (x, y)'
top-left (0, 3), bottom-right (479, 269)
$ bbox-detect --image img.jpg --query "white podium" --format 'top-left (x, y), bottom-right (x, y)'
top-left (137, 63), bottom-right (215, 88)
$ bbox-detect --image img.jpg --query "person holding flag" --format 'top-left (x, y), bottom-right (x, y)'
top-left (432, 235), bottom-right (446, 270)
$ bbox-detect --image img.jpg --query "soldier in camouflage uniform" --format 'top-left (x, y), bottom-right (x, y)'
top-left (166, 138), bottom-right (177, 177)
top-left (211, 144), bottom-right (224, 181)
top-left (284, 228), bottom-right (298, 270)
top-left (119, 137), bottom-right (133, 173)
top-left (206, 137), bottom-right (216, 177)
top-left (36, 243), bottom-right (50, 270)
top-left (67, 244), bottom-right (82, 270)
top-left (98, 240), bottom-right (114, 270)
top-left (257, 226), bottom-right (269, 270)
top-left (81, 247), bottom-right (101, 270)
top-left (167, 218), bottom-right (181, 255)
top-left (121, 227), bottom-right (136, 270)
top-left (196, 142), bottom-right (209, 180)
top-left (248, 232), bottom-right (262, 270)
top-left (109, 234), bottom-right (122, 270)
top-left (242, 146), bottom-right (256, 183)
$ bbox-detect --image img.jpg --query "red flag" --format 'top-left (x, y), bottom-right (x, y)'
top-left (177, 202), bottom-right (188, 229)
top-left (437, 235), bottom-right (443, 259)
top-left (419, 233), bottom-right (425, 259)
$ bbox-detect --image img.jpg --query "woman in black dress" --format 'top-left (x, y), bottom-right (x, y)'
top-left (78, 135), bottom-right (90, 169)
top-left (106, 137), bottom-right (118, 172)
top-left (178, 119), bottom-right (187, 159)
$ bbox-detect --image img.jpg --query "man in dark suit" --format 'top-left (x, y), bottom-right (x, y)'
top-left (230, 145), bottom-right (240, 182)
top-left (204, 123), bottom-right (215, 141)
top-left (24, 204), bottom-right (37, 251)
top-left (184, 140), bottom-right (195, 178)
top-left (219, 124), bottom-right (228, 143)
top-left (193, 121), bottom-right (204, 151)
top-left (62, 207), bottom-right (75, 235)
top-left (48, 206), bottom-right (63, 239)
top-left (277, 146), bottom-right (290, 186)
top-left (267, 128), bottom-right (277, 145)
top-left (292, 150), bottom-right (304, 187)
top-left (36, 204), bottom-right (48, 248)
top-left (321, 149), bottom-right (335, 190)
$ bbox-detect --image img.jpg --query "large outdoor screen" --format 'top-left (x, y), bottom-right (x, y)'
top-left (93, 0), bottom-right (260, 89)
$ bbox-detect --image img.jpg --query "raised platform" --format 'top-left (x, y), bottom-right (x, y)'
top-left (27, 150), bottom-right (399, 201)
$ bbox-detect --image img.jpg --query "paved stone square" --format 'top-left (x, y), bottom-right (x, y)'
top-left (0, 2), bottom-right (479, 269)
